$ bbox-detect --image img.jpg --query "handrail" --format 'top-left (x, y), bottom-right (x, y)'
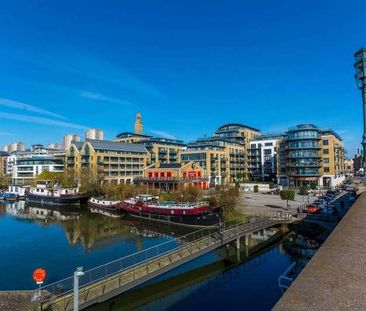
top-left (37, 212), bottom-right (293, 305)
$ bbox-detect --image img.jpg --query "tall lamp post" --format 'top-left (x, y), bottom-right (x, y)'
top-left (354, 47), bottom-right (366, 182)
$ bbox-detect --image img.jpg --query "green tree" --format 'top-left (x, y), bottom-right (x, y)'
top-left (36, 171), bottom-right (63, 182)
top-left (173, 185), bottom-right (203, 202)
top-left (0, 176), bottom-right (11, 189)
top-left (280, 189), bottom-right (295, 209)
top-left (214, 186), bottom-right (240, 219)
top-left (60, 168), bottom-right (78, 187)
top-left (79, 169), bottom-right (102, 196)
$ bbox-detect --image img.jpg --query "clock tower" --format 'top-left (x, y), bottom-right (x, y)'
top-left (134, 112), bottom-right (143, 135)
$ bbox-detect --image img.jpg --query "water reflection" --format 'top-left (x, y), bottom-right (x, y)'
top-left (87, 227), bottom-right (290, 311)
top-left (0, 200), bottom-right (301, 310)
top-left (0, 201), bottom-right (197, 290)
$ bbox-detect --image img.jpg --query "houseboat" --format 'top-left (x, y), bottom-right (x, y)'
top-left (0, 192), bottom-right (18, 201)
top-left (119, 195), bottom-right (220, 227)
top-left (26, 180), bottom-right (88, 205)
top-left (88, 197), bottom-right (121, 210)
top-left (7, 185), bottom-right (28, 200)
top-left (0, 185), bottom-right (27, 201)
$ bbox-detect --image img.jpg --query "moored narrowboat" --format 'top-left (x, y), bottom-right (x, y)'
top-left (119, 195), bottom-right (220, 227)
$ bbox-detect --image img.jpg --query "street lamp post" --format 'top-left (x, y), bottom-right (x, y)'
top-left (354, 47), bottom-right (366, 183)
top-left (74, 267), bottom-right (85, 311)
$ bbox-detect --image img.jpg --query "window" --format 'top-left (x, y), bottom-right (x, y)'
top-left (323, 149), bottom-right (329, 155)
top-left (264, 149), bottom-right (272, 155)
top-left (265, 142), bottom-right (273, 146)
top-left (324, 167), bottom-right (330, 173)
top-left (323, 158), bottom-right (329, 163)
top-left (323, 140), bottom-right (329, 146)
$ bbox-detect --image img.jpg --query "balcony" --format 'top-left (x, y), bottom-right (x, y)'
top-left (288, 173), bottom-right (321, 177)
top-left (286, 154), bottom-right (321, 159)
top-left (286, 145), bottom-right (321, 150)
top-left (81, 157), bottom-right (90, 163)
top-left (286, 162), bottom-right (322, 168)
top-left (286, 135), bottom-right (321, 141)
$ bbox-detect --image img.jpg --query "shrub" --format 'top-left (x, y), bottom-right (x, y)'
top-left (280, 189), bottom-right (295, 208)
top-left (298, 186), bottom-right (307, 196)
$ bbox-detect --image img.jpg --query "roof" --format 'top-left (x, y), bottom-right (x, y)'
top-left (86, 139), bottom-right (148, 153)
top-left (71, 141), bottom-right (84, 150)
top-left (217, 123), bottom-right (260, 132)
top-left (116, 132), bottom-right (152, 139)
top-left (0, 151), bottom-right (9, 157)
top-left (140, 137), bottom-right (185, 146)
top-left (159, 163), bottom-right (181, 169)
top-left (287, 124), bottom-right (318, 132)
top-left (320, 129), bottom-right (343, 141)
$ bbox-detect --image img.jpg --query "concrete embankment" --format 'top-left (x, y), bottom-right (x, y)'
top-left (274, 191), bottom-right (366, 311)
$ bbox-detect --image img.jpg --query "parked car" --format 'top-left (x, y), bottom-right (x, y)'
top-left (306, 204), bottom-right (321, 214)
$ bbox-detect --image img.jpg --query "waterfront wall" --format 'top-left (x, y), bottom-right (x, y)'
top-left (273, 191), bottom-right (366, 311)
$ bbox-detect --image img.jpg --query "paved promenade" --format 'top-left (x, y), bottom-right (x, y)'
top-left (274, 191), bottom-right (366, 311)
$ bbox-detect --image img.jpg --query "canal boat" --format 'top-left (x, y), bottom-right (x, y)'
top-left (0, 185), bottom-right (28, 201)
top-left (7, 185), bottom-right (28, 200)
top-left (0, 192), bottom-right (18, 201)
top-left (118, 195), bottom-right (220, 227)
top-left (88, 197), bottom-right (121, 210)
top-left (26, 180), bottom-right (87, 205)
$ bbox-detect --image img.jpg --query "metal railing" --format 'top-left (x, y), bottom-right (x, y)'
top-left (36, 212), bottom-right (293, 306)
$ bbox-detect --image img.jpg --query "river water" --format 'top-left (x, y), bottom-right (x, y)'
top-left (0, 201), bottom-right (295, 310)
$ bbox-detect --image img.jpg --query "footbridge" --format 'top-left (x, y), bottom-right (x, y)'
top-left (36, 211), bottom-right (294, 311)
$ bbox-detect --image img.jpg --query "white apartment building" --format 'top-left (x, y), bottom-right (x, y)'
top-left (85, 128), bottom-right (104, 140)
top-left (63, 134), bottom-right (81, 150)
top-left (9, 145), bottom-right (65, 185)
top-left (2, 142), bottom-right (26, 153)
top-left (248, 136), bottom-right (283, 181)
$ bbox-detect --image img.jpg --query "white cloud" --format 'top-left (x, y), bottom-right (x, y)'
top-left (0, 98), bottom-right (67, 120)
top-left (149, 130), bottom-right (177, 140)
top-left (80, 91), bottom-right (135, 107)
top-left (0, 112), bottom-right (87, 129)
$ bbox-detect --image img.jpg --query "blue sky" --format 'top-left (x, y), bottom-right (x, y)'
top-left (0, 0), bottom-right (364, 156)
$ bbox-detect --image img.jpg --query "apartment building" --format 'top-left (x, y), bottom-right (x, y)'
top-left (65, 139), bottom-right (149, 185)
top-left (0, 151), bottom-right (8, 177)
top-left (180, 137), bottom-right (245, 185)
top-left (85, 128), bottom-right (104, 140)
top-left (2, 142), bottom-right (25, 153)
top-left (115, 113), bottom-right (186, 165)
top-left (344, 159), bottom-right (354, 175)
top-left (319, 130), bottom-right (346, 188)
top-left (248, 135), bottom-right (285, 181)
top-left (63, 134), bottom-right (81, 150)
top-left (284, 124), bottom-right (345, 188)
top-left (10, 144), bottom-right (65, 185)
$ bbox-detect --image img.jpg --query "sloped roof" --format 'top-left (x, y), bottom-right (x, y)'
top-left (86, 139), bottom-right (148, 153)
top-left (71, 141), bottom-right (84, 150)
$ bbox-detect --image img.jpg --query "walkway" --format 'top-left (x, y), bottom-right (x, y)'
top-left (36, 212), bottom-right (293, 311)
top-left (274, 191), bottom-right (366, 311)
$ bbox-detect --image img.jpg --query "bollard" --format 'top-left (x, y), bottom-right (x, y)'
top-left (74, 267), bottom-right (85, 311)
